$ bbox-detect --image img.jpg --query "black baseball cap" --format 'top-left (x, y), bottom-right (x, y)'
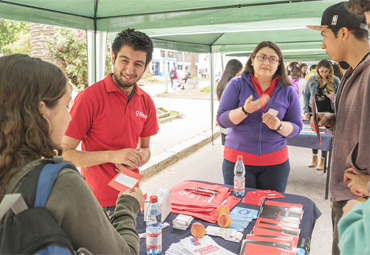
top-left (307, 2), bottom-right (368, 31)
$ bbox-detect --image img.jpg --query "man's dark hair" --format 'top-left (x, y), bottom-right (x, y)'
top-left (347, 0), bottom-right (370, 15)
top-left (112, 28), bottom-right (153, 67)
top-left (329, 26), bottom-right (369, 40)
top-left (310, 64), bottom-right (317, 71)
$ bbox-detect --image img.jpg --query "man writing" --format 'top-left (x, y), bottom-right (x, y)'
top-left (307, 2), bottom-right (370, 254)
top-left (62, 29), bottom-right (159, 216)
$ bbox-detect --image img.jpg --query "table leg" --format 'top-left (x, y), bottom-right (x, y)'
top-left (324, 153), bottom-right (327, 174)
top-left (325, 151), bottom-right (332, 200)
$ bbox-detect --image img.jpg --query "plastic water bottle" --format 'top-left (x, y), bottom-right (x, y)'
top-left (234, 155), bottom-right (245, 197)
top-left (146, 195), bottom-right (162, 255)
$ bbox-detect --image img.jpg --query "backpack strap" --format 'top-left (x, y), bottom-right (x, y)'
top-left (34, 162), bottom-right (78, 207)
top-left (16, 164), bottom-right (46, 209)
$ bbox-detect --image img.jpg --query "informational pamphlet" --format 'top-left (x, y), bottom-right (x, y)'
top-left (108, 167), bottom-right (143, 192)
top-left (165, 235), bottom-right (236, 255)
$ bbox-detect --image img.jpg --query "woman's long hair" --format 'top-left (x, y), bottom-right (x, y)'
top-left (216, 59), bottom-right (243, 101)
top-left (317, 59), bottom-right (334, 93)
top-left (299, 63), bottom-right (308, 79)
top-left (0, 54), bottom-right (68, 200)
top-left (244, 41), bottom-right (291, 86)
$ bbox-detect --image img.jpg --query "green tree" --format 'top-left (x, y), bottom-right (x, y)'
top-left (45, 27), bottom-right (112, 91)
top-left (3, 31), bottom-right (31, 55)
top-left (0, 19), bottom-right (30, 53)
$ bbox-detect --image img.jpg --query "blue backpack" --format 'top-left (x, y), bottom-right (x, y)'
top-left (0, 160), bottom-right (91, 254)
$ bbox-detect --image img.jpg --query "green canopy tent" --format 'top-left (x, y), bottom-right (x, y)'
top-left (0, 0), bottom-right (342, 80)
top-left (0, 0), bottom-right (343, 141)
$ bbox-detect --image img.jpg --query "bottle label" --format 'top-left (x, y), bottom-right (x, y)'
top-left (234, 178), bottom-right (245, 191)
top-left (146, 229), bottom-right (162, 249)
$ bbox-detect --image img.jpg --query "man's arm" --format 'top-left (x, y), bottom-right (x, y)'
top-left (62, 135), bottom-right (143, 170)
top-left (137, 137), bottom-right (151, 167)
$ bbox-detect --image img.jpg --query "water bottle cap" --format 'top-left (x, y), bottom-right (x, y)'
top-left (237, 155), bottom-right (243, 160)
top-left (150, 195), bottom-right (158, 203)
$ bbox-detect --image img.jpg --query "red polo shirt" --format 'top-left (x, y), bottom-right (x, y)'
top-left (65, 73), bottom-right (159, 207)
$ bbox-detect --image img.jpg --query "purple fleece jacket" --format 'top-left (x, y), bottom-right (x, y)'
top-left (217, 72), bottom-right (302, 155)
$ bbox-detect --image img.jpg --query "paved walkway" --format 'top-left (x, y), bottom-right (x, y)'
top-left (137, 80), bottom-right (220, 177)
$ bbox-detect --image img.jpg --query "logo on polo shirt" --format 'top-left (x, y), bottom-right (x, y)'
top-left (136, 111), bottom-right (147, 119)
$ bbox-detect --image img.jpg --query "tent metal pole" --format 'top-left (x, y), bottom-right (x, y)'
top-left (165, 49), bottom-right (168, 92)
top-left (209, 48), bottom-right (214, 145)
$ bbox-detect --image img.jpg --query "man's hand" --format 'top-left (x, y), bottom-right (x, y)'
top-left (262, 113), bottom-right (280, 130)
top-left (119, 187), bottom-right (145, 208)
top-left (304, 113), bottom-right (310, 120)
top-left (243, 94), bottom-right (270, 114)
top-left (343, 168), bottom-right (370, 196)
top-left (110, 148), bottom-right (143, 171)
top-left (310, 112), bottom-right (336, 132)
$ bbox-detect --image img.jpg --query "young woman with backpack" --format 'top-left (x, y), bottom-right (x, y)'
top-left (0, 54), bottom-right (144, 254)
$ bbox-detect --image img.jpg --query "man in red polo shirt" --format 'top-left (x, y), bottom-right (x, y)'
top-left (62, 29), bottom-right (159, 216)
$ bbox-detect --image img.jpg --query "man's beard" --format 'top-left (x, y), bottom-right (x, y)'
top-left (113, 73), bottom-right (137, 89)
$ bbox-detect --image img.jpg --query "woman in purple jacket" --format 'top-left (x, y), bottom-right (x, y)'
top-left (217, 41), bottom-right (303, 192)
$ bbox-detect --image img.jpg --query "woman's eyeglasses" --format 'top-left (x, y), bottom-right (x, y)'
top-left (254, 55), bottom-right (280, 64)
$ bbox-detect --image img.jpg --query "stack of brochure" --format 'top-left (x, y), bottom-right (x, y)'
top-left (165, 235), bottom-right (236, 255)
top-left (172, 214), bottom-right (194, 230)
top-left (228, 207), bottom-right (259, 232)
top-left (239, 200), bottom-right (303, 255)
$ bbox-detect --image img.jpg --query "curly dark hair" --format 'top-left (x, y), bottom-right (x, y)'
top-left (347, 0), bottom-right (370, 15)
top-left (0, 54), bottom-right (67, 200)
top-left (112, 28), bottom-right (153, 67)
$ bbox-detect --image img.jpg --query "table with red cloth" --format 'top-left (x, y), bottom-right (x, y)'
top-left (136, 181), bottom-right (321, 255)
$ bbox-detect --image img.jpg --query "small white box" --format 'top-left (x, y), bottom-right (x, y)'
top-left (144, 188), bottom-right (171, 223)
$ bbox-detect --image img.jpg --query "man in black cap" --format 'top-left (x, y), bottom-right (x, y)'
top-left (307, 2), bottom-right (370, 254)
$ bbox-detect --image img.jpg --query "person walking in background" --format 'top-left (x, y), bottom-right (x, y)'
top-left (299, 63), bottom-right (308, 79)
top-left (62, 29), bottom-right (159, 217)
top-left (217, 41), bottom-right (302, 193)
top-left (170, 67), bottom-right (178, 90)
top-left (303, 59), bottom-right (340, 170)
top-left (215, 71), bottom-right (222, 84)
top-left (0, 54), bottom-right (144, 254)
top-left (216, 59), bottom-right (243, 145)
top-left (307, 2), bottom-right (370, 254)
top-left (305, 64), bottom-right (317, 81)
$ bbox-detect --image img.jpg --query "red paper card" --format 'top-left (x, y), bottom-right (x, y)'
top-left (312, 97), bottom-right (322, 145)
top-left (264, 200), bottom-right (303, 210)
top-left (252, 226), bottom-right (299, 249)
top-left (108, 168), bottom-right (143, 192)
